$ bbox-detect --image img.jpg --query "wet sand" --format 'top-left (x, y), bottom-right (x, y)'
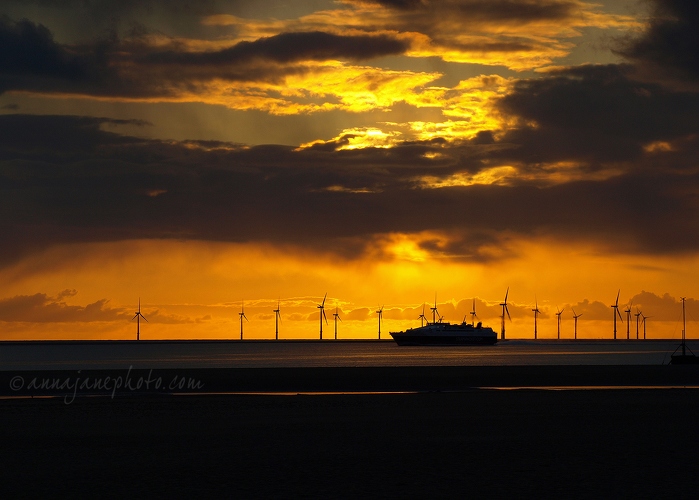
top-left (1, 366), bottom-right (699, 497)
top-left (4, 364), bottom-right (699, 398)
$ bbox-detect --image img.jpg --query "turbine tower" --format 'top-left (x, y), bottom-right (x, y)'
top-left (634, 308), bottom-right (641, 340)
top-left (500, 287), bottom-right (511, 340)
top-left (333, 306), bottom-right (342, 339)
top-left (555, 307), bottom-right (564, 340)
top-left (470, 298), bottom-right (478, 326)
top-left (318, 293), bottom-right (328, 340)
top-left (572, 309), bottom-right (582, 340)
top-left (624, 301), bottom-right (633, 339)
top-left (376, 305), bottom-right (384, 339)
top-left (273, 300), bottom-right (282, 340)
top-left (532, 299), bottom-right (541, 340)
top-left (418, 303), bottom-right (427, 327)
top-left (611, 290), bottom-right (623, 340)
top-left (132, 298), bottom-right (148, 341)
top-left (239, 301), bottom-right (248, 340)
top-left (430, 294), bottom-right (440, 325)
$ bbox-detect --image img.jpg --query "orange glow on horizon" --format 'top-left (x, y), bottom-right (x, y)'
top-left (1, 238), bottom-right (698, 341)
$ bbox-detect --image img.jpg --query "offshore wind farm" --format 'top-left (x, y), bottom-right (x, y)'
top-left (108, 287), bottom-right (696, 345)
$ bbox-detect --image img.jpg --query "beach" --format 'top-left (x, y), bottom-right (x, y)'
top-left (1, 388), bottom-right (698, 497)
top-left (2, 341), bottom-right (699, 497)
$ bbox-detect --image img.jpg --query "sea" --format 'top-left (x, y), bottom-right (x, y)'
top-left (1, 339), bottom-right (695, 370)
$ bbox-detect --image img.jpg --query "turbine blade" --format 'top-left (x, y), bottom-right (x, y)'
top-left (322, 292), bottom-right (327, 306)
top-left (504, 287), bottom-right (509, 302)
top-left (505, 305), bottom-right (512, 321)
top-left (615, 289), bottom-right (620, 307)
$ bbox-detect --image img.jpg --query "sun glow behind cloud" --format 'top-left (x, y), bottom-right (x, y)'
top-left (3, 0), bottom-right (699, 343)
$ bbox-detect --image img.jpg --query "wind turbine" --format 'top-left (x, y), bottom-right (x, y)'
top-left (318, 293), bottom-right (328, 340)
top-left (611, 290), bottom-right (623, 340)
top-left (376, 305), bottom-right (384, 339)
top-left (624, 301), bottom-right (633, 339)
top-left (532, 299), bottom-right (541, 340)
top-left (273, 300), bottom-right (282, 340)
top-left (634, 308), bottom-right (641, 340)
top-left (470, 298), bottom-right (479, 326)
top-left (132, 298), bottom-right (148, 341)
top-left (555, 307), bottom-right (564, 340)
top-left (418, 303), bottom-right (427, 327)
top-left (333, 306), bottom-right (342, 339)
top-left (500, 287), bottom-right (511, 340)
top-left (572, 309), bottom-right (582, 340)
top-left (239, 301), bottom-right (249, 340)
top-left (430, 294), bottom-right (440, 325)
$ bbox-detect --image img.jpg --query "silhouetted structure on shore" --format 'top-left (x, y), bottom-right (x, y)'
top-left (132, 298), bottom-right (148, 341)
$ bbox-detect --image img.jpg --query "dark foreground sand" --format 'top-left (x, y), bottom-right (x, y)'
top-left (1, 366), bottom-right (699, 498)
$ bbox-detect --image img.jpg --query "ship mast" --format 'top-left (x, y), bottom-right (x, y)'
top-left (670, 296), bottom-right (697, 363)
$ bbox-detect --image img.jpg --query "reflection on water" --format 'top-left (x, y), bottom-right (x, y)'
top-left (1, 339), bottom-right (695, 370)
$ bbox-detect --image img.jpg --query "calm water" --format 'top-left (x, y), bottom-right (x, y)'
top-left (1, 339), bottom-right (694, 370)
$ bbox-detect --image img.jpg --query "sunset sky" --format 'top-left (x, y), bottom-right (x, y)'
top-left (1, 0), bottom-right (699, 340)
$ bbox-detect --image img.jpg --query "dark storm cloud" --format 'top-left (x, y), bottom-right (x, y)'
top-left (0, 17), bottom-right (410, 97)
top-left (0, 16), bottom-right (102, 92)
top-left (0, 17), bottom-right (127, 96)
top-left (616, 0), bottom-right (699, 82)
top-left (2, 113), bottom-right (699, 267)
top-left (0, 113), bottom-right (148, 154)
top-left (358, 0), bottom-right (425, 9)
top-left (352, 0), bottom-right (576, 22)
top-left (495, 64), bottom-right (699, 163)
top-left (145, 31), bottom-right (410, 66)
top-left (1, 0), bottom-right (225, 41)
